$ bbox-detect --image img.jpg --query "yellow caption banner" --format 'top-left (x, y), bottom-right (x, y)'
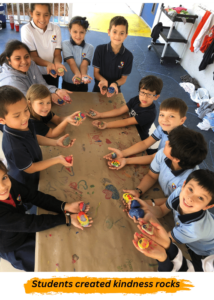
top-left (24, 276), bottom-right (194, 295)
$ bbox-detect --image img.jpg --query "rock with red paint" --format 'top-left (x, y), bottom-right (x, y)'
top-left (63, 95), bottom-right (71, 102)
top-left (77, 212), bottom-right (89, 227)
top-left (79, 201), bottom-right (86, 212)
top-left (106, 139), bottom-right (112, 144)
top-left (138, 238), bottom-right (149, 249)
top-left (65, 156), bottom-right (73, 164)
top-left (74, 112), bottom-right (86, 122)
top-left (141, 223), bottom-right (154, 235)
top-left (111, 160), bottom-right (121, 167)
top-left (123, 193), bottom-right (134, 203)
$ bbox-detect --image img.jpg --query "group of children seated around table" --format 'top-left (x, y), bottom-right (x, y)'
top-left (0, 3), bottom-right (213, 273)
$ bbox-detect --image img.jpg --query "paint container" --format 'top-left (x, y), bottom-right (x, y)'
top-left (15, 22), bottom-right (19, 32)
top-left (9, 15), bottom-right (14, 30)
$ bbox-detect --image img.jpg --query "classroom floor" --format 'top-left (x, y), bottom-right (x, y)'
top-left (0, 2), bottom-right (213, 271)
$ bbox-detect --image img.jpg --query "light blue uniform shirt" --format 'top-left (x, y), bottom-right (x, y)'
top-left (151, 125), bottom-right (169, 150)
top-left (150, 148), bottom-right (198, 196)
top-left (62, 39), bottom-right (94, 83)
top-left (166, 187), bottom-right (214, 256)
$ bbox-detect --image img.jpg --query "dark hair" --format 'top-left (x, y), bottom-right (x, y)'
top-left (185, 169), bottom-right (214, 205)
top-left (30, 3), bottom-right (52, 15)
top-left (109, 16), bottom-right (128, 33)
top-left (0, 40), bottom-right (30, 66)
top-left (68, 16), bottom-right (89, 30)
top-left (139, 75), bottom-right (163, 95)
top-left (0, 86), bottom-right (26, 118)
top-left (160, 97), bottom-right (188, 117)
top-left (168, 126), bottom-right (207, 170)
top-left (0, 161), bottom-right (8, 174)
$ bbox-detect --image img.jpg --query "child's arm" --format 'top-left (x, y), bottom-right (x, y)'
top-left (94, 67), bottom-right (108, 95)
top-left (80, 60), bottom-right (93, 83)
top-left (30, 51), bottom-right (57, 78)
top-left (86, 105), bottom-right (128, 119)
top-left (54, 49), bottom-right (67, 76)
top-left (122, 136), bottom-right (157, 157)
top-left (92, 116), bottom-right (138, 130)
top-left (108, 154), bottom-right (156, 170)
top-left (66, 58), bottom-right (82, 84)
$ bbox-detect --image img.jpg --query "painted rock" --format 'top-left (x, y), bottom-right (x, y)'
top-left (58, 99), bottom-right (64, 105)
top-left (141, 223), bottom-right (154, 235)
top-left (89, 110), bottom-right (96, 117)
top-left (63, 136), bottom-right (71, 146)
top-left (58, 68), bottom-right (64, 73)
top-left (74, 112), bottom-right (85, 121)
top-left (98, 121), bottom-right (104, 128)
top-left (108, 87), bottom-right (115, 94)
top-left (129, 208), bottom-right (144, 220)
top-left (111, 152), bottom-right (117, 159)
top-left (65, 156), bottom-right (73, 164)
top-left (111, 160), bottom-right (121, 167)
top-left (77, 212), bottom-right (89, 227)
top-left (83, 76), bottom-right (90, 82)
top-left (63, 95), bottom-right (71, 102)
top-left (79, 202), bottom-right (86, 212)
top-left (50, 69), bottom-right (56, 75)
top-left (102, 86), bottom-right (108, 91)
top-left (74, 77), bottom-right (81, 83)
top-left (138, 238), bottom-right (149, 249)
top-left (130, 200), bottom-right (141, 209)
top-left (123, 193), bottom-right (133, 203)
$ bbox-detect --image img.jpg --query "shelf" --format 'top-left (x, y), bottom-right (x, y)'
top-left (161, 6), bottom-right (198, 23)
top-left (160, 26), bottom-right (187, 43)
top-left (150, 43), bottom-right (180, 61)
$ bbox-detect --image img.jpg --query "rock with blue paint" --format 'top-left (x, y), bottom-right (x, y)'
top-left (74, 112), bottom-right (86, 122)
top-left (58, 99), bottom-right (64, 105)
top-left (79, 201), bottom-right (86, 212)
top-left (50, 69), bottom-right (56, 75)
top-left (129, 208), bottom-right (144, 220)
top-left (130, 200), bottom-right (141, 209)
top-left (89, 110), bottom-right (97, 117)
top-left (111, 160), bottom-right (121, 167)
top-left (111, 152), bottom-right (117, 159)
top-left (108, 87), bottom-right (115, 94)
top-left (77, 212), bottom-right (89, 227)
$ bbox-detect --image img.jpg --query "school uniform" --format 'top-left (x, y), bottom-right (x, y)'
top-left (21, 21), bottom-right (62, 86)
top-left (151, 125), bottom-right (169, 150)
top-left (2, 119), bottom-right (42, 191)
top-left (92, 42), bottom-right (133, 92)
top-left (0, 177), bottom-right (66, 271)
top-left (30, 112), bottom-right (55, 136)
top-left (150, 148), bottom-right (198, 196)
top-left (126, 96), bottom-right (156, 140)
top-left (62, 38), bottom-right (94, 92)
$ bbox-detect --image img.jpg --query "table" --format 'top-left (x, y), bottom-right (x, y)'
top-left (35, 92), bottom-right (189, 272)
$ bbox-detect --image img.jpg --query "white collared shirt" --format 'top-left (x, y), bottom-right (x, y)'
top-left (21, 20), bottom-right (62, 74)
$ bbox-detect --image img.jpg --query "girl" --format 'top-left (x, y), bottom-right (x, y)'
top-left (0, 161), bottom-right (92, 271)
top-left (0, 40), bottom-right (71, 106)
top-left (27, 84), bottom-right (85, 137)
top-left (21, 3), bottom-right (66, 87)
top-left (62, 16), bottom-right (94, 92)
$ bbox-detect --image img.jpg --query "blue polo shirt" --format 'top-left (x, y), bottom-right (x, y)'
top-left (126, 96), bottom-right (156, 140)
top-left (30, 111), bottom-right (55, 136)
top-left (92, 42), bottom-right (133, 91)
top-left (150, 148), bottom-right (198, 196)
top-left (166, 187), bottom-right (214, 256)
top-left (151, 125), bottom-right (169, 150)
top-left (2, 119), bottom-right (42, 191)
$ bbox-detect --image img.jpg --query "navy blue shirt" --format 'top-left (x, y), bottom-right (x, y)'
top-left (30, 111), bottom-right (55, 136)
top-left (92, 42), bottom-right (133, 91)
top-left (126, 96), bottom-right (156, 140)
top-left (2, 119), bottom-right (42, 191)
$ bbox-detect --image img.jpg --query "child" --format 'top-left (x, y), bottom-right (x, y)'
top-left (21, 3), bottom-right (66, 87)
top-left (132, 169), bottom-right (214, 272)
top-left (87, 75), bottom-right (163, 141)
top-left (27, 84), bottom-right (85, 137)
top-left (61, 16), bottom-right (94, 92)
top-left (104, 97), bottom-right (187, 169)
top-left (92, 16), bottom-right (133, 97)
top-left (0, 161), bottom-right (92, 271)
top-left (0, 86), bottom-right (74, 192)
top-left (124, 126), bottom-right (207, 206)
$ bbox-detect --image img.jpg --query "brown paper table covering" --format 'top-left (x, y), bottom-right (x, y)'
top-left (35, 92), bottom-right (189, 272)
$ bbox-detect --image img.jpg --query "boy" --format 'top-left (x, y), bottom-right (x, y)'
top-left (0, 86), bottom-right (74, 192)
top-left (124, 126), bottom-right (207, 206)
top-left (0, 161), bottom-right (92, 271)
top-left (104, 97), bottom-right (187, 169)
top-left (92, 16), bottom-right (133, 97)
top-left (87, 75), bottom-right (163, 141)
top-left (132, 169), bottom-right (214, 272)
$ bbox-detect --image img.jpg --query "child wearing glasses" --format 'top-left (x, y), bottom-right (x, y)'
top-left (86, 75), bottom-right (163, 140)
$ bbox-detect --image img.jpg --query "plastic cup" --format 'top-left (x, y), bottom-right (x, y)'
top-left (10, 22), bottom-right (14, 30)
top-left (9, 15), bottom-right (14, 23)
top-left (15, 23), bottom-right (19, 32)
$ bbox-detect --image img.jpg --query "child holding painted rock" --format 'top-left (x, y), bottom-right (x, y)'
top-left (27, 84), bottom-right (86, 137)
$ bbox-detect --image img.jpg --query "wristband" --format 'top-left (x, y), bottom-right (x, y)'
top-left (151, 199), bottom-right (155, 206)
top-left (113, 81), bottom-right (119, 88)
top-left (61, 202), bottom-right (66, 212)
top-left (135, 188), bottom-right (143, 197)
top-left (65, 213), bottom-right (71, 226)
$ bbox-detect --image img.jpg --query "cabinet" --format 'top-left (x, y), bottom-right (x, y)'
top-left (148, 4), bottom-right (198, 64)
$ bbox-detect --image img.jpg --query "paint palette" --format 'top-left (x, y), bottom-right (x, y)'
top-left (77, 212), bottom-right (89, 227)
top-left (123, 193), bottom-right (134, 203)
top-left (89, 110), bottom-right (97, 117)
top-left (111, 160), bottom-right (121, 167)
top-left (138, 238), bottom-right (149, 249)
top-left (79, 202), bottom-right (86, 212)
top-left (50, 69), bottom-right (56, 75)
top-left (58, 68), bottom-right (64, 73)
top-left (129, 208), bottom-right (144, 220)
top-left (65, 156), bottom-right (73, 164)
top-left (58, 99), bottom-right (64, 105)
top-left (102, 86), bottom-right (108, 91)
top-left (108, 87), bottom-right (115, 94)
top-left (74, 112), bottom-right (86, 122)
top-left (111, 152), bottom-right (117, 159)
top-left (63, 136), bottom-right (71, 146)
top-left (141, 223), bottom-right (154, 235)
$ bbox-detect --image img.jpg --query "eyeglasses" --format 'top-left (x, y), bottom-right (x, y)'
top-left (139, 91), bottom-right (157, 98)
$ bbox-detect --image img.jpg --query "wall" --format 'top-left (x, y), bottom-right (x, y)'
top-left (125, 1), bottom-right (143, 15)
top-left (152, 3), bottom-right (214, 97)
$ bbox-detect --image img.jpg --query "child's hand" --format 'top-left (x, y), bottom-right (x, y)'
top-left (55, 63), bottom-right (67, 76)
top-left (56, 134), bottom-right (76, 148)
top-left (82, 75), bottom-right (93, 84)
top-left (57, 155), bottom-right (73, 167)
top-left (107, 82), bottom-right (118, 98)
top-left (72, 74), bottom-right (82, 85)
top-left (56, 89), bottom-right (72, 103)
top-left (132, 232), bottom-right (167, 262)
top-left (107, 157), bottom-right (126, 170)
top-left (123, 189), bottom-right (141, 198)
top-left (85, 109), bottom-right (101, 119)
top-left (92, 120), bottom-right (107, 129)
top-left (65, 201), bottom-right (90, 214)
top-left (47, 62), bottom-right (57, 78)
top-left (70, 213), bottom-right (93, 230)
top-left (65, 111), bottom-right (83, 126)
top-left (98, 80), bottom-right (108, 95)
top-left (138, 217), bottom-right (171, 250)
top-left (103, 147), bottom-right (124, 160)
top-left (51, 93), bottom-right (65, 106)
